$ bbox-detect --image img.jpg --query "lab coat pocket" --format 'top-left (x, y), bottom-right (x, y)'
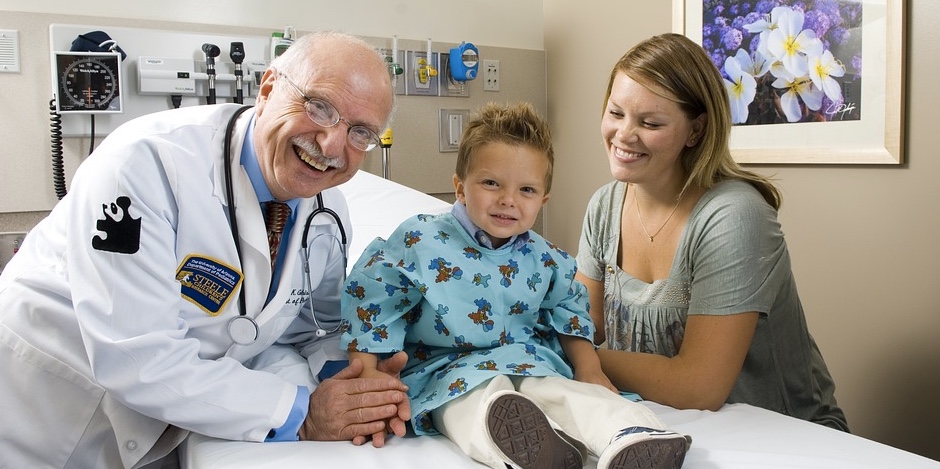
top-left (0, 325), bottom-right (106, 468)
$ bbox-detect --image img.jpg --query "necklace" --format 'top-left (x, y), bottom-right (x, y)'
top-left (633, 184), bottom-right (688, 242)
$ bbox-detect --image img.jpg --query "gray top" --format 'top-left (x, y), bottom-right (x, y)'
top-left (577, 179), bottom-right (848, 431)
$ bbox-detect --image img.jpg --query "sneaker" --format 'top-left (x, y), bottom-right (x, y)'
top-left (597, 426), bottom-right (690, 469)
top-left (484, 391), bottom-right (582, 469)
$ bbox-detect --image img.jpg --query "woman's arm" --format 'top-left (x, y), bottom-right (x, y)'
top-left (598, 312), bottom-right (758, 410)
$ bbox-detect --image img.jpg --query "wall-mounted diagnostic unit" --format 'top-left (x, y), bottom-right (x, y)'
top-left (449, 42), bottom-right (479, 82)
top-left (53, 51), bottom-right (123, 113)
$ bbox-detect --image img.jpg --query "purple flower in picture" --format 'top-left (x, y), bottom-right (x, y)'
top-left (804, 10), bottom-right (832, 39)
top-left (754, 0), bottom-right (778, 15)
top-left (829, 26), bottom-right (851, 46)
top-left (840, 3), bottom-right (862, 24)
top-left (722, 28), bottom-right (744, 51)
top-left (851, 55), bottom-right (862, 80)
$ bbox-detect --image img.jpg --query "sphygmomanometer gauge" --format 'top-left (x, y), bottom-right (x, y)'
top-left (54, 52), bottom-right (123, 113)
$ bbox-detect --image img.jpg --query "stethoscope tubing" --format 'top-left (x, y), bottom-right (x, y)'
top-left (223, 105), bottom-right (254, 331)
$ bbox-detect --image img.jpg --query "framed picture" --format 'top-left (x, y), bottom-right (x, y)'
top-left (672, 0), bottom-right (905, 164)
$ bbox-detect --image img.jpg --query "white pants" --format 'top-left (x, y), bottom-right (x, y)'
top-left (431, 375), bottom-right (668, 469)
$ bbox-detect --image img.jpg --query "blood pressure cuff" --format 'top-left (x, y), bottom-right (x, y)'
top-left (71, 30), bottom-right (127, 60)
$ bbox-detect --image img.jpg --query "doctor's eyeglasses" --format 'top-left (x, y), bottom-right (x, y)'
top-left (277, 72), bottom-right (382, 152)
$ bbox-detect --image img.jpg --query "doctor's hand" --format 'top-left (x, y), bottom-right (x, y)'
top-left (299, 353), bottom-right (410, 445)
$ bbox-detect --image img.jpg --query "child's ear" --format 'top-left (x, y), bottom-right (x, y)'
top-left (453, 174), bottom-right (466, 204)
top-left (541, 193), bottom-right (551, 207)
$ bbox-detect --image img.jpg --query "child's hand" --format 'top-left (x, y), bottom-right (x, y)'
top-left (559, 335), bottom-right (619, 393)
top-left (376, 352), bottom-right (411, 439)
top-left (574, 366), bottom-right (618, 394)
top-left (351, 352), bottom-right (411, 447)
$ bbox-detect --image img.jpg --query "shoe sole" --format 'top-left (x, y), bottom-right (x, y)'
top-left (603, 436), bottom-right (689, 469)
top-left (486, 393), bottom-right (582, 469)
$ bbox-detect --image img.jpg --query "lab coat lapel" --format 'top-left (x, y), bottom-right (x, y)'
top-left (232, 174), bottom-right (272, 317)
top-left (213, 108), bottom-right (277, 362)
top-left (224, 181), bottom-right (275, 363)
top-left (215, 107), bottom-right (272, 319)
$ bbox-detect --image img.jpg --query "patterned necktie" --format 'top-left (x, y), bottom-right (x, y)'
top-left (264, 201), bottom-right (291, 273)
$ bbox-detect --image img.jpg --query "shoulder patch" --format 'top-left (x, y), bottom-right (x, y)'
top-left (176, 255), bottom-right (243, 315)
top-left (92, 196), bottom-right (140, 254)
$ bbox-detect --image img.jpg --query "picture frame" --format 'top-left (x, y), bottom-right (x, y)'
top-left (672, 0), bottom-right (905, 164)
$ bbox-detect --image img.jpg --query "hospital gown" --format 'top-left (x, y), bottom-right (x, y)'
top-left (340, 213), bottom-right (593, 435)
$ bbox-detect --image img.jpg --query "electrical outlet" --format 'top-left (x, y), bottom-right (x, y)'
top-left (483, 59), bottom-right (500, 92)
top-left (0, 231), bottom-right (27, 273)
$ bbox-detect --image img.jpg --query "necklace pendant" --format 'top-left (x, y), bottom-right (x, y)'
top-left (649, 236), bottom-right (654, 242)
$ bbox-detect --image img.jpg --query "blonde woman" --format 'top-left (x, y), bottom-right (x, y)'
top-left (576, 33), bottom-right (848, 431)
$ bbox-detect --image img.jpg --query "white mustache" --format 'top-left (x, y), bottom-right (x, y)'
top-left (292, 137), bottom-right (345, 171)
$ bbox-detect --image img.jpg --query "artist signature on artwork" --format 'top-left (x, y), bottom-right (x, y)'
top-left (825, 102), bottom-right (858, 120)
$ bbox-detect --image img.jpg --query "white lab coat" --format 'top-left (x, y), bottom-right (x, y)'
top-left (0, 104), bottom-right (351, 468)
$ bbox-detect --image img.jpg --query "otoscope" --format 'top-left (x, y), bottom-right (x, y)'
top-left (202, 43), bottom-right (221, 104)
top-left (230, 42), bottom-right (245, 104)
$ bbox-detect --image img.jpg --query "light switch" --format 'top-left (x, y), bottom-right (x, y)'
top-left (439, 109), bottom-right (469, 152)
top-left (449, 113), bottom-right (463, 145)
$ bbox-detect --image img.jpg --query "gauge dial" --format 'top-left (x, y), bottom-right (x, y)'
top-left (54, 52), bottom-right (123, 113)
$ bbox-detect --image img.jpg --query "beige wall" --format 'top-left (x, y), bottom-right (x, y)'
top-left (544, 0), bottom-right (940, 461)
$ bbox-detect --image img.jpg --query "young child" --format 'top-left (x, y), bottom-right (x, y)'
top-left (340, 102), bottom-right (690, 469)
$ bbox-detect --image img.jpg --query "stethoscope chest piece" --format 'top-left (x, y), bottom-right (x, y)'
top-left (228, 316), bottom-right (259, 345)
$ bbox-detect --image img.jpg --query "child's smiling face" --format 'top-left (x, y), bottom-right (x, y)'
top-left (454, 142), bottom-right (550, 249)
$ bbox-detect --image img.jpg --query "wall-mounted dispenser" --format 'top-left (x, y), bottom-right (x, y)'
top-left (449, 42), bottom-right (478, 82)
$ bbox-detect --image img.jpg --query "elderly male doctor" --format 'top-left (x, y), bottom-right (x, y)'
top-left (0, 31), bottom-right (410, 468)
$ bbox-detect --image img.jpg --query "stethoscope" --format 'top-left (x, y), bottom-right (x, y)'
top-left (223, 106), bottom-right (348, 345)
